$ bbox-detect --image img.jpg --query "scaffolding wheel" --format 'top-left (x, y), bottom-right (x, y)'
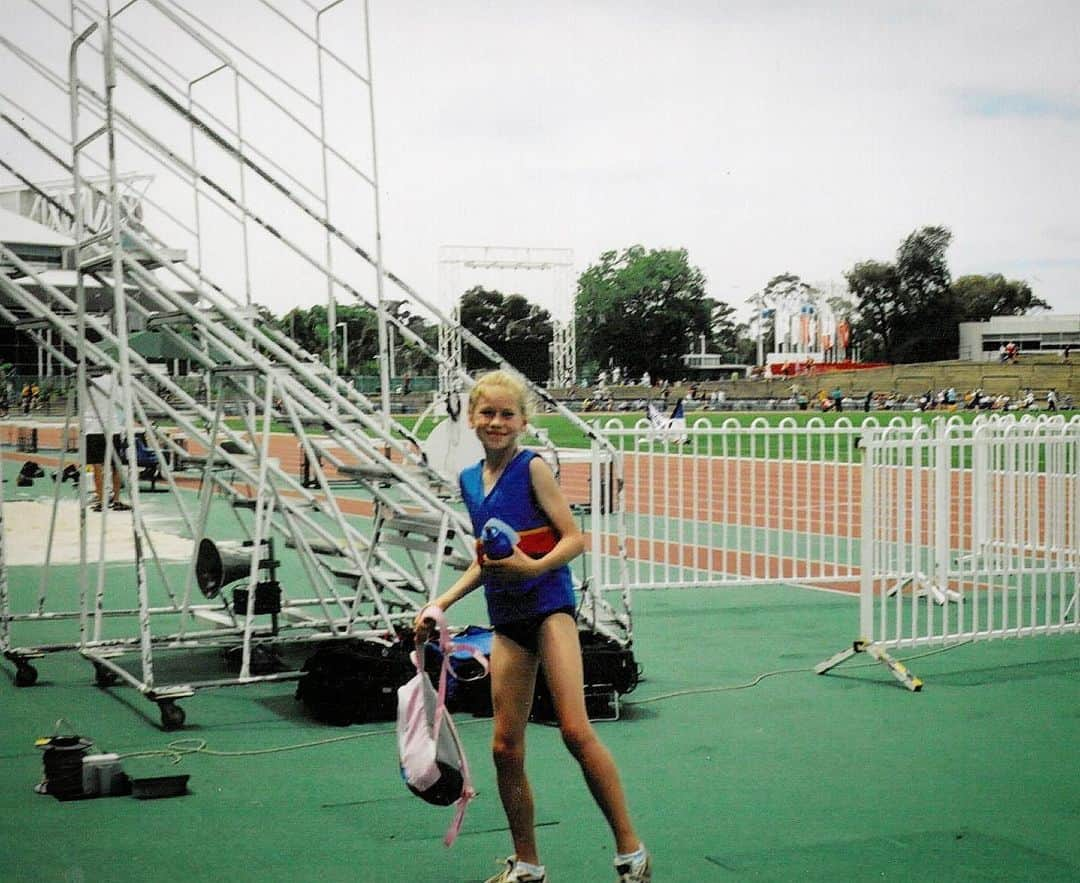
top-left (14, 662), bottom-right (38, 688)
top-left (159, 700), bottom-right (186, 731)
top-left (93, 663), bottom-right (119, 688)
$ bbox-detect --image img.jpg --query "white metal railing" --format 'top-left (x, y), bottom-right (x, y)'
top-left (817, 414), bottom-right (1080, 689)
top-left (588, 415), bottom-right (881, 592)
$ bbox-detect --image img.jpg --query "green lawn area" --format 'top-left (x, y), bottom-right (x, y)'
top-left (453, 407), bottom-right (1076, 451)
top-left (398, 406), bottom-right (954, 447)
top-left (218, 406), bottom-right (1077, 462)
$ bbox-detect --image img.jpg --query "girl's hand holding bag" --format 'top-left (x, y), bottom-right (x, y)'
top-left (396, 605), bottom-right (487, 846)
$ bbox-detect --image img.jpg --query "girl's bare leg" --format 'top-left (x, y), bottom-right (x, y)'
top-left (538, 613), bottom-right (640, 854)
top-left (490, 633), bottom-right (541, 864)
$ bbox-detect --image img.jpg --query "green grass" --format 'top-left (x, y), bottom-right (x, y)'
top-left (218, 407), bottom-right (1077, 464)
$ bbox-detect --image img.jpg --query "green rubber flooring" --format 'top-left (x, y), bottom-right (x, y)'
top-left (1, 579), bottom-right (1077, 882)
top-left (1, 453), bottom-right (1078, 881)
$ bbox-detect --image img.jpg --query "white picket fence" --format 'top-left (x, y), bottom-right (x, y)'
top-left (817, 414), bottom-right (1079, 688)
top-left (584, 415), bottom-right (873, 593)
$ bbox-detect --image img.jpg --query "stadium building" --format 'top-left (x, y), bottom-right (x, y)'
top-left (959, 314), bottom-right (1080, 361)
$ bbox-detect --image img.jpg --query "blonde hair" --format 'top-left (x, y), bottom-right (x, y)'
top-left (468, 370), bottom-right (531, 419)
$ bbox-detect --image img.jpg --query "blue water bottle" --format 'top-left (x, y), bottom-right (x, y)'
top-left (481, 517), bottom-right (519, 560)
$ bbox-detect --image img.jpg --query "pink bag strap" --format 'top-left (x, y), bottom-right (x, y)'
top-left (412, 605), bottom-right (486, 847)
top-left (412, 606), bottom-right (489, 729)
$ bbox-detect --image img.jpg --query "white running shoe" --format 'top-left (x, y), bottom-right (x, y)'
top-left (484, 857), bottom-right (547, 883)
top-left (615, 849), bottom-right (652, 883)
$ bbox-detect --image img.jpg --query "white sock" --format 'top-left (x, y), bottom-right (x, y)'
top-left (615, 843), bottom-right (647, 865)
top-left (514, 859), bottom-right (545, 878)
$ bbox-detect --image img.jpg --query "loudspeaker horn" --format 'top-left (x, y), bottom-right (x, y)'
top-left (195, 538), bottom-right (251, 599)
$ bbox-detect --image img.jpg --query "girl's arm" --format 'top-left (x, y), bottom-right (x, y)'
top-left (483, 456), bottom-right (584, 580)
top-left (413, 559), bottom-right (483, 643)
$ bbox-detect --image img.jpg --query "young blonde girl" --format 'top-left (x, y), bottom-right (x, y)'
top-left (415, 371), bottom-right (650, 883)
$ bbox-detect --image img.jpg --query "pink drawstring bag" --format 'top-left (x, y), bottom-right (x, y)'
top-left (397, 605), bottom-right (487, 846)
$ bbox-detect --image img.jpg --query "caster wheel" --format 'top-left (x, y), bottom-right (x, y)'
top-left (94, 664), bottom-right (118, 688)
top-left (159, 701), bottom-right (186, 731)
top-left (15, 664), bottom-right (38, 687)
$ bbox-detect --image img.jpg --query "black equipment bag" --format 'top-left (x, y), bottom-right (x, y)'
top-left (17, 460), bottom-right (44, 486)
top-left (531, 629), bottom-right (641, 723)
top-left (295, 638), bottom-right (414, 726)
top-left (442, 625), bottom-right (495, 718)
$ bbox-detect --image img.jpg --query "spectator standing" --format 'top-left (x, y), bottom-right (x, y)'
top-left (830, 386), bottom-right (843, 413)
top-left (83, 370), bottom-right (131, 512)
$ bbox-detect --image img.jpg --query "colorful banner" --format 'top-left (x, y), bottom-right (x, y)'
top-left (836, 320), bottom-right (850, 349)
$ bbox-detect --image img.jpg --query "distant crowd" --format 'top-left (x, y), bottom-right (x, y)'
top-left (950, 386), bottom-right (1071, 412)
top-left (791, 385), bottom-right (1071, 414)
top-left (0, 380), bottom-right (54, 417)
top-left (573, 377), bottom-right (1074, 415)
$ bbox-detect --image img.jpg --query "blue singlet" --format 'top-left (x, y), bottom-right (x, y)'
top-left (459, 449), bottom-right (575, 626)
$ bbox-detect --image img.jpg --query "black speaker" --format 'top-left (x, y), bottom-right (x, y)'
top-left (195, 538), bottom-right (252, 599)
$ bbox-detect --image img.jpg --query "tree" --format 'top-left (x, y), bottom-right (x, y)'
top-left (896, 225), bottom-right (952, 305)
top-left (845, 260), bottom-right (901, 360)
top-left (848, 226), bottom-right (954, 362)
top-left (755, 272), bottom-right (820, 356)
top-left (394, 313), bottom-right (439, 376)
top-left (762, 273), bottom-right (815, 305)
top-left (458, 286), bottom-right (554, 382)
top-left (274, 303), bottom-right (394, 374)
top-left (951, 274), bottom-right (1047, 319)
top-left (710, 301), bottom-right (754, 363)
top-left (576, 245), bottom-right (711, 379)
top-left (847, 226), bottom-right (1049, 362)
top-left (278, 304), bottom-right (326, 358)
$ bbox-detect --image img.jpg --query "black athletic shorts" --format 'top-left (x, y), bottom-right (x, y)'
top-left (85, 433), bottom-right (123, 466)
top-left (493, 606), bottom-right (576, 654)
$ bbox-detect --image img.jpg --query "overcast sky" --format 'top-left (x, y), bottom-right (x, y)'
top-left (370, 0), bottom-right (1080, 322)
top-left (3, 0), bottom-right (1079, 325)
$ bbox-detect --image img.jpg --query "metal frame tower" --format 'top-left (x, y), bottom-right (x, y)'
top-left (438, 245), bottom-right (577, 389)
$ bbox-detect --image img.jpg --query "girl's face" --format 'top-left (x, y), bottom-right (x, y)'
top-left (469, 386), bottom-right (527, 454)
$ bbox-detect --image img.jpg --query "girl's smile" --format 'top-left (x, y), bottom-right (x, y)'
top-left (470, 390), bottom-right (527, 452)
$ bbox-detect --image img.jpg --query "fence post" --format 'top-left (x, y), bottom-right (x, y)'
top-left (858, 425), bottom-right (875, 641)
top-left (934, 418), bottom-right (952, 610)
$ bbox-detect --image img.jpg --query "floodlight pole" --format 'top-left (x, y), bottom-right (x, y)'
top-left (364, 0), bottom-right (393, 432)
top-left (69, 18), bottom-right (98, 648)
top-left (315, 2), bottom-right (339, 394)
top-left (750, 291), bottom-right (765, 369)
top-left (336, 321), bottom-right (347, 373)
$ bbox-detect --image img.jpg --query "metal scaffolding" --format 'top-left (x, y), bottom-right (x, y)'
top-left (0, 0), bottom-right (629, 729)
